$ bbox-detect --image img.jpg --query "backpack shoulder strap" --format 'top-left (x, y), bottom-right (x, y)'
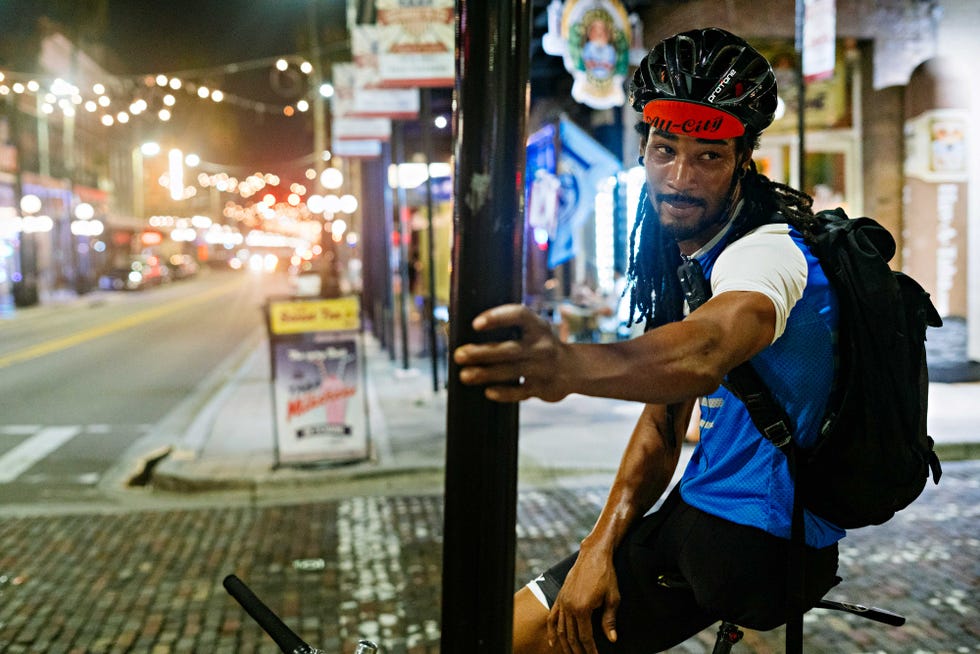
top-left (677, 256), bottom-right (807, 654)
top-left (676, 258), bottom-right (795, 451)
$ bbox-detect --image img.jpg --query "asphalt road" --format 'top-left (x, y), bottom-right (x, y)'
top-left (0, 269), bottom-right (292, 508)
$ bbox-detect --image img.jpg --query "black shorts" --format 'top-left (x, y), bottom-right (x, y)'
top-left (528, 488), bottom-right (840, 653)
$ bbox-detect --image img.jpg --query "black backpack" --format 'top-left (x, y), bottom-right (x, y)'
top-left (678, 207), bottom-right (944, 530)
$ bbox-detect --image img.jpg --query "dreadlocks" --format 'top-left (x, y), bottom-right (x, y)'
top-left (625, 160), bottom-right (818, 330)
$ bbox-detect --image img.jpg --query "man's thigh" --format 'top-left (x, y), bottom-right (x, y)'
top-left (521, 548), bottom-right (715, 653)
top-left (513, 586), bottom-right (552, 654)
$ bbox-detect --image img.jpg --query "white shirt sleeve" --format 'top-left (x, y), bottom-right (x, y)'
top-left (710, 224), bottom-right (808, 343)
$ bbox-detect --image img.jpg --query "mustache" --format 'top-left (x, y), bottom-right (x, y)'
top-left (656, 193), bottom-right (706, 208)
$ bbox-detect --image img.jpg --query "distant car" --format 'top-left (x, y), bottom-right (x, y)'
top-left (98, 255), bottom-right (168, 291)
top-left (288, 257), bottom-right (323, 297)
top-left (98, 265), bottom-right (141, 291)
top-left (166, 254), bottom-right (199, 280)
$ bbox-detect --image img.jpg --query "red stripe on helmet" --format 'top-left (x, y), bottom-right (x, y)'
top-left (642, 99), bottom-right (746, 139)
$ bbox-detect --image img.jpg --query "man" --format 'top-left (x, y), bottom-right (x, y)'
top-left (453, 28), bottom-right (843, 653)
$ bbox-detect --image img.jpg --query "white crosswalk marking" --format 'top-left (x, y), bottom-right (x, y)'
top-left (0, 426), bottom-right (82, 483)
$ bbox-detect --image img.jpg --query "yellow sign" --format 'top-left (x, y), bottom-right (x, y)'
top-left (268, 297), bottom-right (361, 335)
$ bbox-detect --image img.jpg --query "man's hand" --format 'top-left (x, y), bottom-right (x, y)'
top-left (547, 547), bottom-right (620, 654)
top-left (453, 304), bottom-right (571, 402)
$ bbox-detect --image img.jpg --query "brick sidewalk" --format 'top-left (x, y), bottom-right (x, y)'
top-left (1, 461), bottom-right (976, 653)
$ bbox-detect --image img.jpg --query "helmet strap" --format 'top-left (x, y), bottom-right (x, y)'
top-left (719, 168), bottom-right (746, 227)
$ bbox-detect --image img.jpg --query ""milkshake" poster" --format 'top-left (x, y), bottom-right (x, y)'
top-left (266, 297), bottom-right (369, 466)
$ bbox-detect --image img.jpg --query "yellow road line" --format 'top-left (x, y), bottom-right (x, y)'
top-left (0, 281), bottom-right (244, 370)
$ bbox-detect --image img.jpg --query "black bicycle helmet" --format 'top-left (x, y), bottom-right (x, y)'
top-left (629, 27), bottom-right (777, 137)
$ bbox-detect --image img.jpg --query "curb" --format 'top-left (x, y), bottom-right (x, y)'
top-left (935, 441), bottom-right (980, 463)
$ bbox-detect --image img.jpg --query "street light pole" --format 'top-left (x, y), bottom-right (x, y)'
top-left (132, 141), bottom-right (160, 222)
top-left (132, 147), bottom-right (144, 222)
top-left (795, 0), bottom-right (807, 188)
top-left (309, 1), bottom-right (327, 179)
top-left (309, 0), bottom-right (341, 299)
top-left (392, 123), bottom-right (412, 370)
top-left (421, 89), bottom-right (440, 392)
top-left (441, 1), bottom-right (531, 651)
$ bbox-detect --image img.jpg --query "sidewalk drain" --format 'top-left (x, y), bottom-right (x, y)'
top-left (126, 446), bottom-right (173, 487)
top-left (292, 558), bottom-right (326, 571)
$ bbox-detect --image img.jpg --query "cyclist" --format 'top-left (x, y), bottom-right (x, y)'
top-left (454, 27), bottom-right (843, 653)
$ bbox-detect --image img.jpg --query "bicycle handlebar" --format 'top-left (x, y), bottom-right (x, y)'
top-left (223, 574), bottom-right (319, 653)
top-left (816, 599), bottom-right (906, 626)
top-left (223, 574), bottom-right (379, 653)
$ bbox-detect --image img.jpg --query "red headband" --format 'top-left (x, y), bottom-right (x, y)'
top-left (642, 99), bottom-right (745, 139)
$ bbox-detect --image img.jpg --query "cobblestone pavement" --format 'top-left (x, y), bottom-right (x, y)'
top-left (0, 461), bottom-right (977, 654)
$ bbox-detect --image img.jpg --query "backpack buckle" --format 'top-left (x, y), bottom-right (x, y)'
top-left (763, 422), bottom-right (793, 449)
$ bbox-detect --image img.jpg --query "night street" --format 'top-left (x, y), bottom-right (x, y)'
top-left (2, 1), bottom-right (979, 652)
top-left (0, 270), bottom-right (290, 509)
top-left (0, 266), bottom-right (977, 653)
top-left (0, 461), bottom-right (976, 653)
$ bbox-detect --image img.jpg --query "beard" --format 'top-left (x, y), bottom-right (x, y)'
top-left (656, 193), bottom-right (728, 242)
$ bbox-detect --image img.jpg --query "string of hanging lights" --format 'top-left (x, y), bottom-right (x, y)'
top-left (0, 53), bottom-right (332, 128)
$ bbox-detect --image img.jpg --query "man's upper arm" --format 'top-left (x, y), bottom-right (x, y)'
top-left (685, 290), bottom-right (779, 369)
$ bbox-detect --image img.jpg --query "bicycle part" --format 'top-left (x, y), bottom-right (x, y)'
top-left (223, 574), bottom-right (380, 653)
top-left (708, 599), bottom-right (906, 651)
top-left (710, 621), bottom-right (744, 654)
top-left (224, 574), bottom-right (315, 653)
top-left (816, 599), bottom-right (906, 626)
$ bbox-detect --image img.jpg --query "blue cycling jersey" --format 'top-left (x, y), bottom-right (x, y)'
top-left (678, 222), bottom-right (845, 548)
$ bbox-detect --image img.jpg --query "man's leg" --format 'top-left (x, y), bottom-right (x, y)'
top-left (513, 586), bottom-right (553, 654)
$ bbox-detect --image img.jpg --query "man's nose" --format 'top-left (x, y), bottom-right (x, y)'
top-left (666, 157), bottom-right (697, 191)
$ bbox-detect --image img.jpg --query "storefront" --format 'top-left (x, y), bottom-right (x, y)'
top-left (20, 172), bottom-right (72, 299)
top-left (755, 40), bottom-right (864, 216)
top-left (0, 175), bottom-right (18, 310)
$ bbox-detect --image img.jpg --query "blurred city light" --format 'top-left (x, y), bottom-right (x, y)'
top-left (20, 194), bottom-right (41, 215)
top-left (73, 203), bottom-right (94, 220)
top-left (387, 162), bottom-right (451, 189)
top-left (320, 168), bottom-right (343, 189)
top-left (331, 219), bottom-right (347, 242)
top-left (339, 194), bottom-right (358, 214)
top-left (307, 194), bottom-right (325, 214)
top-left (168, 148), bottom-right (184, 201)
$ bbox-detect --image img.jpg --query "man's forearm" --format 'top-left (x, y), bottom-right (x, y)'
top-left (560, 324), bottom-right (722, 405)
top-left (580, 402), bottom-right (689, 554)
top-left (556, 291), bottom-right (778, 405)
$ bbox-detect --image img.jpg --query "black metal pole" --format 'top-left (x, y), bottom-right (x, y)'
top-left (441, 1), bottom-right (530, 652)
top-left (421, 89), bottom-right (440, 392)
top-left (795, 0), bottom-right (807, 190)
top-left (364, 143), bottom-right (395, 355)
top-left (392, 123), bottom-right (412, 370)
